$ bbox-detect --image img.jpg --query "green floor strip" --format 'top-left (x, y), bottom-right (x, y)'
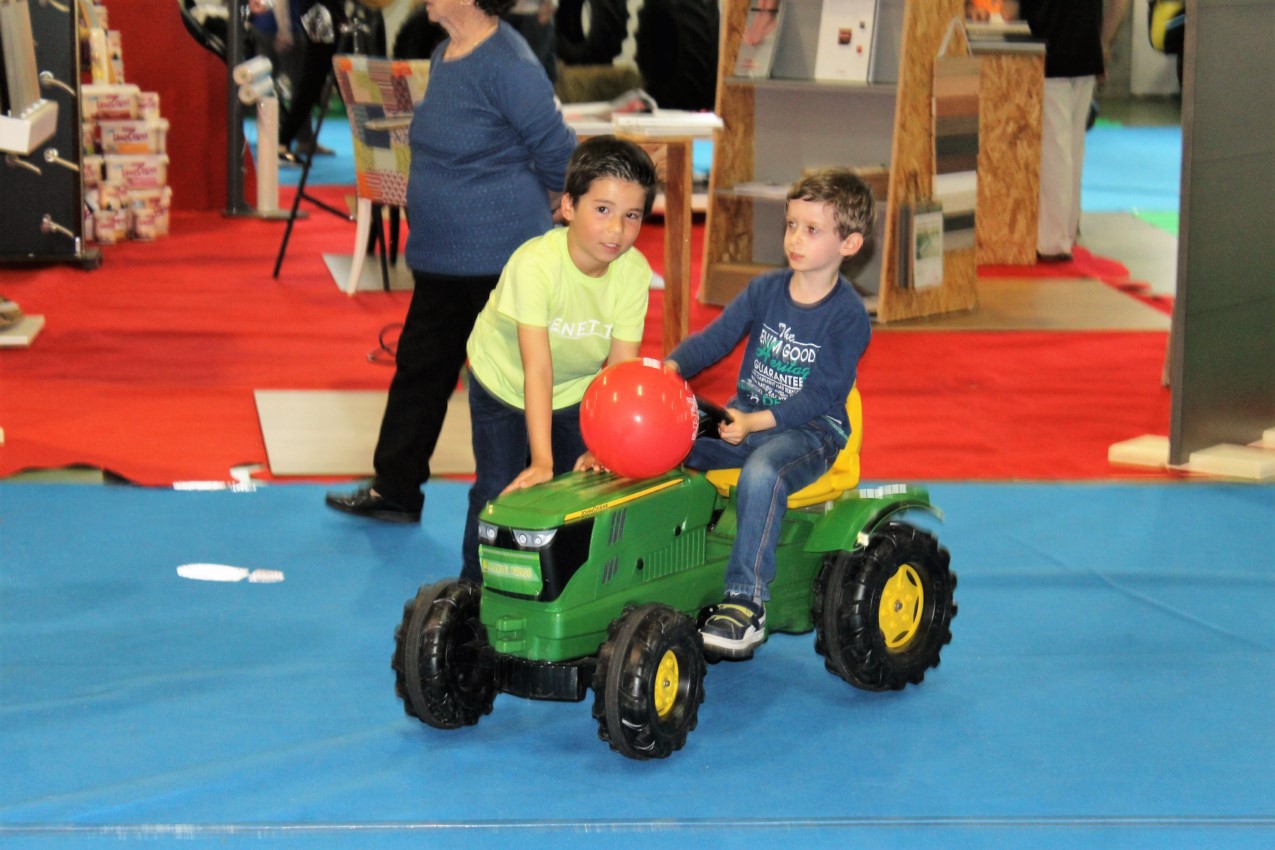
top-left (1134, 211), bottom-right (1179, 236)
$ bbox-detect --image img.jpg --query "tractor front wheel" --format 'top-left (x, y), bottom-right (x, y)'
top-left (592, 603), bottom-right (705, 759)
top-left (814, 522), bottom-right (956, 691)
top-left (392, 579), bottom-right (496, 728)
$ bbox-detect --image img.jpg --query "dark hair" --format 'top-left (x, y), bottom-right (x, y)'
top-left (564, 135), bottom-right (660, 217)
top-left (476, 0), bottom-right (517, 18)
top-left (786, 168), bottom-right (876, 240)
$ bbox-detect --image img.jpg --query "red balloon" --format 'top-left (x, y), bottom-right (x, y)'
top-left (580, 358), bottom-right (698, 479)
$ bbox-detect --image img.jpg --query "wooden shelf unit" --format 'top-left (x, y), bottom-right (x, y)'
top-left (703, 0), bottom-right (982, 323)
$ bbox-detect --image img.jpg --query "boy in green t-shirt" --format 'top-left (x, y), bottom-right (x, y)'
top-left (460, 136), bottom-right (659, 583)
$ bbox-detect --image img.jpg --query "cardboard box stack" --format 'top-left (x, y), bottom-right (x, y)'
top-left (78, 2), bottom-right (172, 244)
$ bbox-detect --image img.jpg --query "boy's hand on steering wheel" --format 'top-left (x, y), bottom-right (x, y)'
top-left (718, 408), bottom-right (751, 444)
top-left (718, 408), bottom-right (776, 445)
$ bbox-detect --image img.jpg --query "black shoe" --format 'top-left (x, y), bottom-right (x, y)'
top-left (325, 485), bottom-right (421, 523)
top-left (700, 595), bottom-right (766, 659)
top-left (295, 141), bottom-right (335, 157)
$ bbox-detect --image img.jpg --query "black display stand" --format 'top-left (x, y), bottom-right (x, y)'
top-left (272, 10), bottom-right (377, 280)
top-left (0, 0), bottom-right (100, 268)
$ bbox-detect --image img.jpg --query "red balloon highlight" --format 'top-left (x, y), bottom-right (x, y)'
top-left (580, 358), bottom-right (698, 479)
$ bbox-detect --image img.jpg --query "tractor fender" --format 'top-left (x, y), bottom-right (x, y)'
top-left (803, 487), bottom-right (941, 555)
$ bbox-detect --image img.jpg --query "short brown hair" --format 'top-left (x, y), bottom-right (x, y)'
top-left (786, 168), bottom-right (875, 240)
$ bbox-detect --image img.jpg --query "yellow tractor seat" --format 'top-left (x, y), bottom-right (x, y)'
top-left (705, 386), bottom-right (863, 509)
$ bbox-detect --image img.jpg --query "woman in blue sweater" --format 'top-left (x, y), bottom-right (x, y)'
top-left (665, 168), bottom-right (874, 658)
top-left (328, 0), bottom-right (576, 524)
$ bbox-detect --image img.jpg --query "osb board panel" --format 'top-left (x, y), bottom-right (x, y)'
top-left (878, 0), bottom-right (974, 323)
top-left (702, 0), bottom-right (757, 297)
top-left (713, 0), bottom-right (755, 189)
top-left (701, 262), bottom-right (778, 307)
top-left (715, 82), bottom-right (755, 187)
top-left (977, 52), bottom-right (1043, 265)
top-left (704, 194), bottom-right (756, 274)
top-left (719, 0), bottom-right (750, 87)
top-left (885, 247), bottom-right (979, 321)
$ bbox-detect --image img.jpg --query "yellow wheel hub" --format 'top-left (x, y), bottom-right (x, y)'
top-left (879, 563), bottom-right (924, 652)
top-left (653, 649), bottom-right (680, 719)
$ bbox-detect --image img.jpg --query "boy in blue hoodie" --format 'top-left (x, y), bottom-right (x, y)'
top-left (665, 168), bottom-right (874, 658)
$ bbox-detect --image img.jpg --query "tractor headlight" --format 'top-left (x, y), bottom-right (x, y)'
top-left (512, 528), bottom-right (557, 550)
top-left (474, 519), bottom-right (594, 603)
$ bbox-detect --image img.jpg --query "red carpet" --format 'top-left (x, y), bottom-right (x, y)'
top-left (0, 189), bottom-right (1172, 484)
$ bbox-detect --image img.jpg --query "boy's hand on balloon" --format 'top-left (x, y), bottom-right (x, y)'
top-left (501, 463), bottom-right (554, 495)
top-left (574, 451), bottom-right (605, 473)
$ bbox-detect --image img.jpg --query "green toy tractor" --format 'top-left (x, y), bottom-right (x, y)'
top-left (392, 391), bottom-right (956, 760)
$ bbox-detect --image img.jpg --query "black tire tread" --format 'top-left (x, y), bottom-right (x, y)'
top-left (391, 579), bottom-right (495, 729)
top-left (591, 603), bottom-right (705, 760)
top-left (814, 522), bottom-right (957, 692)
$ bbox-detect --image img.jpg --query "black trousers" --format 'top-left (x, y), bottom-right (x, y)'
top-left (371, 270), bottom-right (500, 510)
top-left (279, 0), bottom-right (350, 149)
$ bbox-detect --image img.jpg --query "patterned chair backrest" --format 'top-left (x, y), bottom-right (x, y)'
top-left (332, 55), bottom-right (430, 208)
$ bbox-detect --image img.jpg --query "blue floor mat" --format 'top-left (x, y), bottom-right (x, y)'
top-left (249, 112), bottom-right (1178, 223)
top-left (1082, 125), bottom-right (1182, 214)
top-left (246, 117), bottom-right (715, 191)
top-left (1, 481), bottom-right (1271, 848)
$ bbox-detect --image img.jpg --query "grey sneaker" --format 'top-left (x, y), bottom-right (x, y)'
top-left (700, 595), bottom-right (766, 659)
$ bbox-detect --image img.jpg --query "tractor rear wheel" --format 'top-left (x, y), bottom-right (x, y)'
top-left (814, 522), bottom-right (956, 691)
top-left (392, 579), bottom-right (495, 728)
top-left (592, 603), bottom-right (705, 759)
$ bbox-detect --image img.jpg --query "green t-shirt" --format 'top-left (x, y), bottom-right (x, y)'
top-left (466, 226), bottom-right (651, 410)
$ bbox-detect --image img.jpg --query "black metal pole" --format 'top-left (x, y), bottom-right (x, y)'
top-left (224, 1), bottom-right (253, 216)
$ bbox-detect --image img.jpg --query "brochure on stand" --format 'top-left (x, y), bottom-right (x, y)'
top-left (734, 1), bottom-right (787, 79)
top-left (911, 206), bottom-right (944, 290)
top-left (813, 0), bottom-right (878, 83)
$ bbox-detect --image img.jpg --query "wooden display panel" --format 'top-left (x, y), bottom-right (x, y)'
top-left (976, 52), bottom-right (1044, 265)
top-left (703, 3), bottom-right (759, 297)
top-left (876, 0), bottom-right (976, 323)
top-left (706, 0), bottom-right (1007, 324)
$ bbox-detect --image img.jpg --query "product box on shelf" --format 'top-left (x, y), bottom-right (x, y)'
top-left (98, 119), bottom-right (168, 155)
top-left (82, 155), bottom-right (104, 189)
top-left (81, 83), bottom-right (140, 121)
top-left (93, 208), bottom-right (128, 245)
top-left (129, 187), bottom-right (172, 239)
top-left (137, 91), bottom-right (161, 121)
top-left (103, 154), bottom-right (168, 189)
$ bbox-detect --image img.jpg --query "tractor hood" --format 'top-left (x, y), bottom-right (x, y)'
top-left (479, 468), bottom-right (708, 530)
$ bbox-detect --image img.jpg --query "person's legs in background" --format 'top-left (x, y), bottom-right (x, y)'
top-left (326, 272), bottom-right (499, 522)
top-left (507, 1), bottom-right (557, 84)
top-left (1037, 75), bottom-right (1096, 260)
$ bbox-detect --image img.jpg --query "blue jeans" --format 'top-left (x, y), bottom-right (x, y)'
top-left (461, 374), bottom-right (586, 582)
top-left (684, 421), bottom-right (842, 602)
